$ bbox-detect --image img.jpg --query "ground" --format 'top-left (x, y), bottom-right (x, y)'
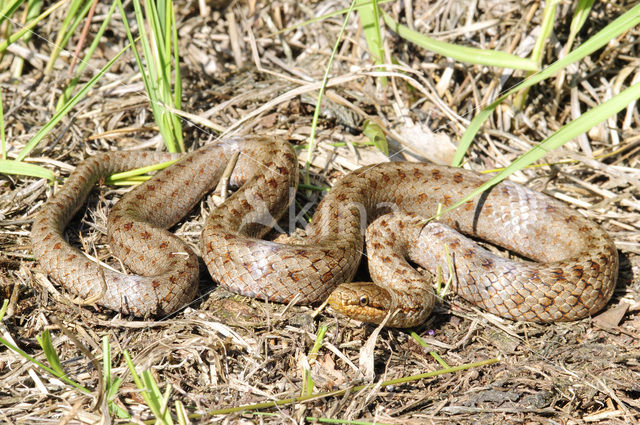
top-left (0, 0), bottom-right (639, 424)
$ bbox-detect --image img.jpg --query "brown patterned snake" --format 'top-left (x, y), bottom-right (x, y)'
top-left (31, 137), bottom-right (617, 325)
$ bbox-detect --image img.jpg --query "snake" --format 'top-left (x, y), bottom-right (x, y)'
top-left (30, 137), bottom-right (618, 325)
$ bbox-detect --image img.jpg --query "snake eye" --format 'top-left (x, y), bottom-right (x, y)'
top-left (359, 295), bottom-right (369, 306)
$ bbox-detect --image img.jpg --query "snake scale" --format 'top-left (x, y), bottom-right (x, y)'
top-left (31, 137), bottom-right (618, 326)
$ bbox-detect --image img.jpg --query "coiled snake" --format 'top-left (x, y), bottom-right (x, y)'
top-left (31, 137), bottom-right (618, 326)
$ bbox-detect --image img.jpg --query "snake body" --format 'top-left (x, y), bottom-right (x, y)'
top-left (31, 138), bottom-right (617, 324)
top-left (31, 138), bottom-right (297, 315)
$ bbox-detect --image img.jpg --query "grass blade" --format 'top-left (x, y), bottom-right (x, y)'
top-left (452, 2), bottom-right (640, 166)
top-left (0, 86), bottom-right (5, 159)
top-left (10, 0), bottom-right (43, 78)
top-left (44, 0), bottom-right (93, 74)
top-left (513, 0), bottom-right (561, 108)
top-left (16, 41), bottom-right (131, 161)
top-left (119, 0), bottom-right (183, 152)
top-left (440, 80), bottom-right (640, 217)
top-left (0, 159), bottom-right (54, 180)
top-left (0, 334), bottom-right (91, 394)
top-left (304, 0), bottom-right (358, 184)
top-left (56, 0), bottom-right (119, 110)
top-left (0, 0), bottom-right (68, 53)
top-left (381, 11), bottom-right (538, 71)
top-left (0, 0), bottom-right (28, 27)
top-left (357, 0), bottom-right (386, 85)
top-left (36, 330), bottom-right (65, 376)
top-left (203, 357), bottom-right (499, 416)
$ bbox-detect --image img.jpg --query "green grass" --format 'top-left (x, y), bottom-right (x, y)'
top-left (44, 0), bottom-right (94, 75)
top-left (302, 324), bottom-right (328, 396)
top-left (0, 328), bottom-right (91, 395)
top-left (0, 0), bottom-right (185, 182)
top-left (357, 0), bottom-right (387, 86)
top-left (438, 3), bottom-right (640, 216)
top-left (102, 337), bottom-right (130, 418)
top-left (118, 0), bottom-right (184, 152)
top-left (0, 0), bottom-right (123, 179)
top-left (0, 86), bottom-right (5, 160)
top-left (8, 0), bottom-right (42, 78)
top-left (303, 0), bottom-right (359, 185)
top-left (56, 0), bottom-right (119, 110)
top-left (0, 5), bottom-right (190, 417)
top-left (514, 0), bottom-right (595, 108)
top-left (287, 0), bottom-right (636, 184)
top-left (0, 33), bottom-right (132, 180)
top-left (380, 11), bottom-right (538, 71)
top-left (198, 357), bottom-right (499, 418)
top-left (0, 305), bottom-right (180, 423)
top-left (15, 41), bottom-right (131, 162)
top-left (123, 350), bottom-right (175, 424)
top-left (0, 0), bottom-right (67, 54)
top-left (0, 297), bottom-right (497, 423)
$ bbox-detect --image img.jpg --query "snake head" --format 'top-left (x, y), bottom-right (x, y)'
top-left (327, 282), bottom-right (392, 325)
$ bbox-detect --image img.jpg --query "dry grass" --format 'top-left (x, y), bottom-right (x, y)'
top-left (1, 0), bottom-right (639, 423)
